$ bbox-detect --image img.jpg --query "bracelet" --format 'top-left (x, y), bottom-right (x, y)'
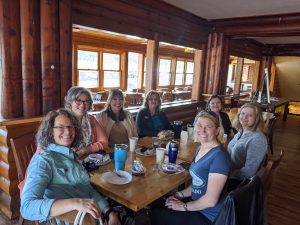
top-left (178, 191), bottom-right (184, 198)
top-left (183, 202), bottom-right (188, 211)
top-left (104, 208), bottom-right (114, 221)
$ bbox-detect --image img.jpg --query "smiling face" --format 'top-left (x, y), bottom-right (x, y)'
top-left (52, 115), bottom-right (75, 146)
top-left (239, 107), bottom-right (256, 130)
top-left (148, 93), bottom-right (159, 111)
top-left (209, 97), bottom-right (222, 114)
top-left (110, 95), bottom-right (123, 113)
top-left (194, 116), bottom-right (219, 144)
top-left (71, 93), bottom-right (90, 118)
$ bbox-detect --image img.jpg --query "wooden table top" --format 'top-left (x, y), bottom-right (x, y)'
top-left (90, 152), bottom-right (190, 212)
top-left (138, 132), bottom-right (200, 163)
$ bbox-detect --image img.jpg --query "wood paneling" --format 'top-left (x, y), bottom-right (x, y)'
top-left (72, 0), bottom-right (209, 49)
top-left (229, 39), bottom-right (264, 61)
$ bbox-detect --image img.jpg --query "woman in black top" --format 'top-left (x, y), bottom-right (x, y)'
top-left (206, 95), bottom-right (236, 139)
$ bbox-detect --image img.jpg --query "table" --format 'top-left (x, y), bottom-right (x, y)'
top-left (90, 152), bottom-right (190, 212)
top-left (138, 132), bottom-right (199, 163)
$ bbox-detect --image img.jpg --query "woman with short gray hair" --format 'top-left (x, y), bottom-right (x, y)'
top-left (64, 86), bottom-right (108, 157)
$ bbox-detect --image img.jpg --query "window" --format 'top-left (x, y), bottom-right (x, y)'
top-left (127, 52), bottom-right (139, 91)
top-left (186, 61), bottom-right (194, 85)
top-left (175, 60), bottom-right (184, 85)
top-left (175, 60), bottom-right (194, 86)
top-left (77, 50), bottom-right (99, 88)
top-left (158, 58), bottom-right (171, 86)
top-left (103, 52), bottom-right (121, 88)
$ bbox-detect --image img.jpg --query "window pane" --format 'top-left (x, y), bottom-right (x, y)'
top-left (127, 52), bottom-right (139, 91)
top-left (143, 57), bottom-right (147, 86)
top-left (103, 71), bottom-right (120, 87)
top-left (159, 59), bottom-right (171, 72)
top-left (159, 72), bottom-right (171, 86)
top-left (186, 62), bottom-right (194, 73)
top-left (176, 61), bottom-right (184, 73)
top-left (78, 50), bottom-right (98, 70)
top-left (175, 73), bottom-right (184, 85)
top-left (78, 70), bottom-right (99, 88)
top-left (186, 73), bottom-right (193, 85)
top-left (103, 53), bottom-right (120, 70)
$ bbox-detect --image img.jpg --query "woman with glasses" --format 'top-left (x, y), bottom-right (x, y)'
top-left (21, 109), bottom-right (120, 225)
top-left (96, 89), bottom-right (137, 148)
top-left (136, 90), bottom-right (170, 138)
top-left (151, 111), bottom-right (230, 225)
top-left (64, 87), bottom-right (108, 157)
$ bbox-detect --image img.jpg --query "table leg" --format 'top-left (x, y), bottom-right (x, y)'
top-left (283, 102), bottom-right (289, 121)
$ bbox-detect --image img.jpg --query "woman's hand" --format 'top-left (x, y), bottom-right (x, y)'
top-left (108, 211), bottom-right (121, 225)
top-left (73, 198), bottom-right (101, 219)
top-left (76, 148), bottom-right (88, 158)
top-left (165, 197), bottom-right (185, 211)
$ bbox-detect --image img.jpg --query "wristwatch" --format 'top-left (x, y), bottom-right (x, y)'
top-left (183, 202), bottom-right (188, 211)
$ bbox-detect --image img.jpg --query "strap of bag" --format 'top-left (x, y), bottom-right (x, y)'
top-left (74, 210), bottom-right (104, 225)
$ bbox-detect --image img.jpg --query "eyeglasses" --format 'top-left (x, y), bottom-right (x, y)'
top-left (74, 99), bottom-right (91, 106)
top-left (53, 125), bottom-right (75, 132)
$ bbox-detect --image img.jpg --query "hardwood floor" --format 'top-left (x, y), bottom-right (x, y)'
top-left (267, 115), bottom-right (300, 225)
top-left (0, 115), bottom-right (299, 225)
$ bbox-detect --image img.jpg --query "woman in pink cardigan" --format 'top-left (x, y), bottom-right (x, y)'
top-left (96, 89), bottom-right (137, 150)
top-left (64, 86), bottom-right (109, 157)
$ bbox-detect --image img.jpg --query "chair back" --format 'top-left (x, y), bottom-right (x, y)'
top-left (10, 132), bottom-right (36, 182)
top-left (265, 115), bottom-right (277, 154)
top-left (46, 210), bottom-right (96, 225)
top-left (261, 150), bottom-right (284, 194)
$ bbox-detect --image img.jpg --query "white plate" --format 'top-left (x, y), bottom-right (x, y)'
top-left (159, 163), bottom-right (184, 175)
top-left (135, 148), bottom-right (156, 156)
top-left (85, 153), bottom-right (111, 166)
top-left (102, 171), bottom-right (132, 185)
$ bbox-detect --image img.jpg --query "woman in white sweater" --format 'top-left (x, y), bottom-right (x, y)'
top-left (96, 89), bottom-right (137, 149)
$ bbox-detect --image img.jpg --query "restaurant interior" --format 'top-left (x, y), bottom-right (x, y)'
top-left (0, 0), bottom-right (299, 224)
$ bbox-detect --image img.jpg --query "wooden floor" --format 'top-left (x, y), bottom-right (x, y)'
top-left (267, 114), bottom-right (300, 225)
top-left (0, 115), bottom-right (299, 225)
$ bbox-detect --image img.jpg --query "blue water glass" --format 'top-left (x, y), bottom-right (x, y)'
top-left (114, 144), bottom-right (128, 170)
top-left (168, 141), bottom-right (178, 163)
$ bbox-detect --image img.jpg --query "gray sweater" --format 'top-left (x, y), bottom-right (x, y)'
top-left (228, 130), bottom-right (268, 180)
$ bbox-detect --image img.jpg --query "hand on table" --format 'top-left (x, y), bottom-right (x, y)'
top-left (165, 196), bottom-right (185, 211)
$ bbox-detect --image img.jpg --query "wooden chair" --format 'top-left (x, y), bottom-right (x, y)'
top-left (261, 150), bottom-right (284, 194)
top-left (265, 115), bottom-right (277, 154)
top-left (10, 132), bottom-right (36, 183)
top-left (46, 210), bottom-right (96, 225)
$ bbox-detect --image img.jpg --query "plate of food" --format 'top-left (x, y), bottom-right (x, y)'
top-left (135, 147), bottom-right (156, 156)
top-left (102, 170), bottom-right (132, 185)
top-left (159, 162), bottom-right (184, 175)
top-left (84, 153), bottom-right (111, 166)
top-left (158, 130), bottom-right (174, 141)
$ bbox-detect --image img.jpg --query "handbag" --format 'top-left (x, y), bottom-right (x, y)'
top-left (74, 211), bottom-right (104, 225)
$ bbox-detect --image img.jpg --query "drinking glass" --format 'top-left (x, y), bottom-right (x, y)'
top-left (152, 137), bottom-right (161, 150)
top-left (114, 144), bottom-right (128, 171)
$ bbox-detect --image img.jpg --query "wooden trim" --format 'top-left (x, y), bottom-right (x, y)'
top-left (233, 57), bottom-right (244, 95)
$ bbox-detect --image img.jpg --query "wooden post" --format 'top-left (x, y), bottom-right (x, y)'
top-left (40, 0), bottom-right (60, 114)
top-left (252, 61), bottom-right (261, 92)
top-left (233, 57), bottom-right (244, 95)
top-left (59, 0), bottom-right (72, 102)
top-left (145, 33), bottom-right (159, 93)
top-left (191, 49), bottom-right (203, 100)
top-left (20, 0), bottom-right (42, 117)
top-left (0, 0), bottom-right (23, 119)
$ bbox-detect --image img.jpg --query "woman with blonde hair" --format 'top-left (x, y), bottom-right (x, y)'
top-left (151, 111), bottom-right (230, 225)
top-left (96, 89), bottom-right (137, 148)
top-left (228, 102), bottom-right (268, 180)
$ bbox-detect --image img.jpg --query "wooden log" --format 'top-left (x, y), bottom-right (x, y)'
top-left (20, 0), bottom-right (42, 117)
top-left (191, 49), bottom-right (203, 100)
top-left (0, 0), bottom-right (23, 119)
top-left (40, 0), bottom-right (61, 114)
top-left (233, 57), bottom-right (244, 95)
top-left (59, 0), bottom-right (72, 103)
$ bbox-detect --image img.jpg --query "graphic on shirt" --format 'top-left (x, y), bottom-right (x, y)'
top-left (190, 169), bottom-right (206, 195)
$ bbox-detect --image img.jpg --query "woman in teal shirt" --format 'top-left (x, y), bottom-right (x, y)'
top-left (21, 108), bottom-right (120, 225)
